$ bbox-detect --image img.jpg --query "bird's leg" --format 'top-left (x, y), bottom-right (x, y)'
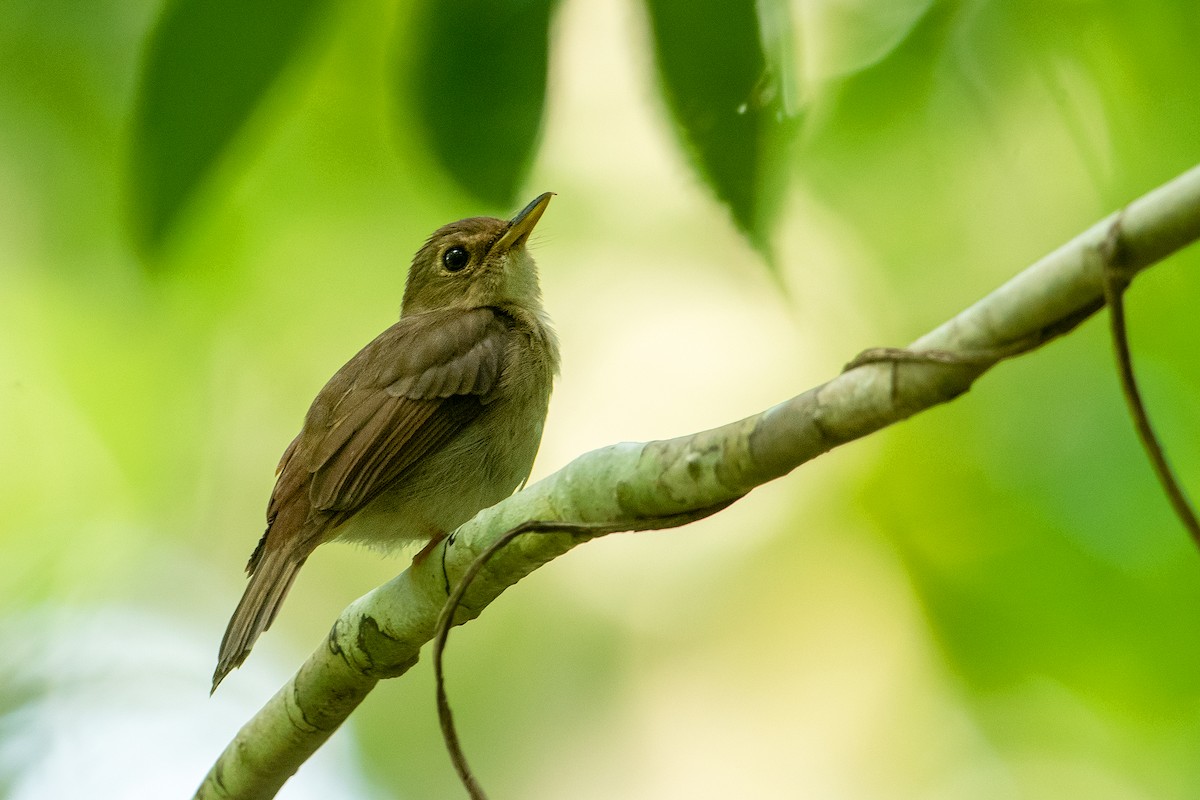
top-left (412, 531), bottom-right (448, 567)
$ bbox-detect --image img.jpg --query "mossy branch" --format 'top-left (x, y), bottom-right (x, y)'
top-left (194, 163), bottom-right (1200, 800)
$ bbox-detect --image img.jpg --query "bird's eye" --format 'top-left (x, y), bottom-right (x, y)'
top-left (442, 246), bottom-right (470, 272)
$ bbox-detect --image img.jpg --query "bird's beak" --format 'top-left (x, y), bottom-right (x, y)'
top-left (490, 192), bottom-right (553, 255)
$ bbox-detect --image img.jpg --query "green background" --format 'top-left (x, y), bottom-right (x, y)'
top-left (1, 1), bottom-right (1198, 798)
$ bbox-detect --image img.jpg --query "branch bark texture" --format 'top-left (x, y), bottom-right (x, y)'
top-left (194, 164), bottom-right (1200, 800)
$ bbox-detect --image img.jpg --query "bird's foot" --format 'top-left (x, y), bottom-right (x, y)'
top-left (411, 531), bottom-right (448, 567)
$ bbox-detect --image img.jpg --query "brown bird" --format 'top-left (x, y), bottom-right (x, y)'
top-left (213, 193), bottom-right (559, 691)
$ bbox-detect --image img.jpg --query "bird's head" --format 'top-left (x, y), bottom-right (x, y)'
top-left (401, 193), bottom-right (553, 317)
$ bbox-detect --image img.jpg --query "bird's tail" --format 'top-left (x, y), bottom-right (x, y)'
top-left (212, 546), bottom-right (306, 693)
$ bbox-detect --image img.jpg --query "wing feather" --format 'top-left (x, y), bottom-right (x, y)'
top-left (289, 307), bottom-right (509, 517)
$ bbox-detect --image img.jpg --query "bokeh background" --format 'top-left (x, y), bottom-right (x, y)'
top-left (2, 1), bottom-right (1200, 798)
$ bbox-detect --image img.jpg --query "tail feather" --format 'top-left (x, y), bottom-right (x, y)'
top-left (212, 548), bottom-right (306, 692)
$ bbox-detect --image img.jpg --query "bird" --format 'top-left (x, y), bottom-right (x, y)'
top-left (212, 193), bottom-right (559, 692)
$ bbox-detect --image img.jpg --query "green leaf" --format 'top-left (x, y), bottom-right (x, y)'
top-left (800, 0), bottom-right (936, 82)
top-left (402, 0), bottom-right (557, 209)
top-left (644, 0), bottom-right (799, 259)
top-left (129, 0), bottom-right (327, 255)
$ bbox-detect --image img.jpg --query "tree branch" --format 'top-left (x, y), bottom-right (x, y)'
top-left (194, 163), bottom-right (1200, 800)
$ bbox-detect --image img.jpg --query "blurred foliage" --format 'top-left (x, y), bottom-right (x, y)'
top-left (644, 0), bottom-right (799, 259)
top-left (399, 0), bottom-right (559, 209)
top-left (130, 0), bottom-right (331, 253)
top-left (126, 0), bottom-right (798, 261)
top-left (1, 0), bottom-right (1199, 798)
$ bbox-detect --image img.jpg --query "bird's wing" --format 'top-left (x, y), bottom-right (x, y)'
top-left (268, 307), bottom-right (509, 532)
